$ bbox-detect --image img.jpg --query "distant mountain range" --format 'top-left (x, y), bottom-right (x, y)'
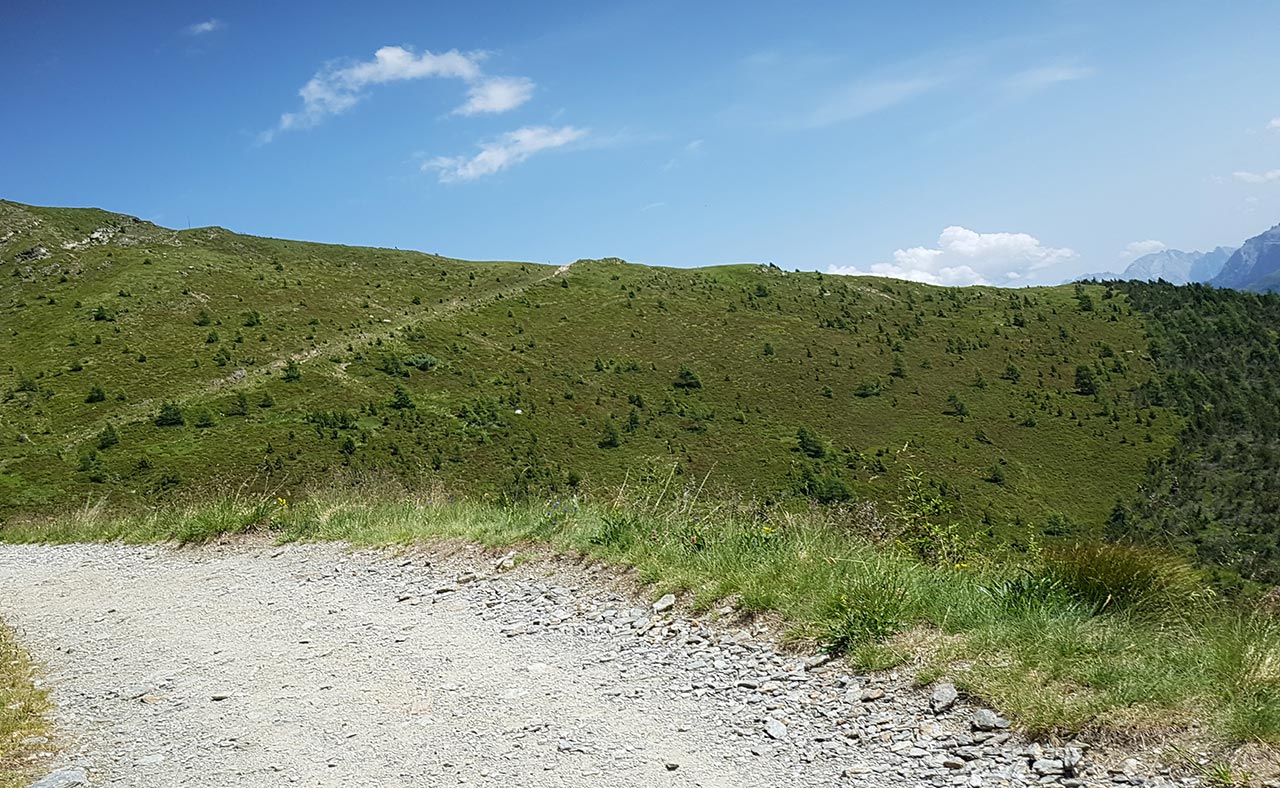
top-left (1072, 221), bottom-right (1280, 292)
top-left (1073, 246), bottom-right (1235, 286)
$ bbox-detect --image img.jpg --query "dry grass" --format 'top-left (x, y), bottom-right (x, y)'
top-left (0, 620), bottom-right (49, 788)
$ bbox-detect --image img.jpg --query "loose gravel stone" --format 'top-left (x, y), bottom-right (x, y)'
top-left (28, 768), bottom-right (89, 788)
top-left (930, 682), bottom-right (959, 714)
top-left (652, 593), bottom-right (676, 613)
top-left (972, 708), bottom-right (1009, 731)
top-left (764, 718), bottom-right (788, 740)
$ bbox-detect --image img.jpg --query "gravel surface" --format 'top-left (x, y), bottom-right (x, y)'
top-left (0, 542), bottom-right (1185, 787)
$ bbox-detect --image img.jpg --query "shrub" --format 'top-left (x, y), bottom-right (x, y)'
top-left (854, 379), bottom-right (883, 398)
top-left (389, 386), bottom-right (414, 410)
top-left (799, 466), bottom-right (851, 503)
top-left (1075, 365), bottom-right (1097, 395)
top-left (282, 359), bottom-right (302, 382)
top-left (405, 353), bottom-right (440, 371)
top-left (154, 402), bottom-right (185, 427)
top-left (85, 384), bottom-right (106, 403)
top-left (795, 426), bottom-right (827, 458)
top-left (377, 354), bottom-right (408, 377)
top-left (96, 423), bottom-right (119, 450)
top-left (672, 365), bottom-right (702, 390)
top-left (598, 420), bottom-right (621, 449)
top-left (893, 471), bottom-right (966, 565)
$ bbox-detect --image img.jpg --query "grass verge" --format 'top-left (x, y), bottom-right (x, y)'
top-left (3, 485), bottom-right (1279, 749)
top-left (0, 620), bottom-right (49, 788)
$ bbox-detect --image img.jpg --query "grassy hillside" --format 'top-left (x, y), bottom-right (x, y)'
top-left (1, 200), bottom-right (1180, 542)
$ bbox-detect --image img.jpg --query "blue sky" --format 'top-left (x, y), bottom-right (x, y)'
top-left (3, 1), bottom-right (1279, 285)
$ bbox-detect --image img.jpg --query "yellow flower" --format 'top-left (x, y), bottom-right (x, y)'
top-left (277, 497), bottom-right (288, 507)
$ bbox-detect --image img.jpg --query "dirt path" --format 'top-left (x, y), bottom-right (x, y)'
top-left (1, 542), bottom-right (1132, 787)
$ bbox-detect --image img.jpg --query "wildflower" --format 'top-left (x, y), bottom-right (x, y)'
top-left (277, 497), bottom-right (288, 507)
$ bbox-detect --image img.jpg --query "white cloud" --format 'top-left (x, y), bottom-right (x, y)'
top-left (424, 125), bottom-right (587, 183)
top-left (1268, 118), bottom-right (1280, 130)
top-left (454, 76), bottom-right (535, 116)
top-left (827, 226), bottom-right (1077, 287)
top-left (1234, 169), bottom-right (1280, 184)
top-left (801, 75), bottom-right (943, 128)
top-left (186, 19), bottom-right (224, 35)
top-left (685, 139), bottom-right (704, 152)
top-left (263, 45), bottom-right (533, 142)
top-left (1121, 239), bottom-right (1166, 259)
top-left (1001, 64), bottom-right (1095, 96)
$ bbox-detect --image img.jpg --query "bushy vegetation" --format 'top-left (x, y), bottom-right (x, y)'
top-left (5, 478), bottom-right (1278, 746)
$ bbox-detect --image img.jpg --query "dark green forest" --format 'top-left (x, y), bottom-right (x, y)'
top-left (1108, 281), bottom-right (1280, 589)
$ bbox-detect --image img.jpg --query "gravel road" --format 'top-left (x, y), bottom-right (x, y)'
top-left (0, 542), bottom-right (1171, 787)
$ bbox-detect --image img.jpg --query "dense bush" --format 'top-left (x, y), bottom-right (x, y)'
top-left (154, 402), bottom-right (185, 427)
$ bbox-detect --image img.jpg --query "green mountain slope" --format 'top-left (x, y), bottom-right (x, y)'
top-left (1, 201), bottom-right (1181, 544)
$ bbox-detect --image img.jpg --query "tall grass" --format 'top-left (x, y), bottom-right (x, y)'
top-left (0, 621), bottom-right (48, 788)
top-left (4, 484), bottom-right (1279, 746)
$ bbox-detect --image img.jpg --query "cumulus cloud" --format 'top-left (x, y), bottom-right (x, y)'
top-left (262, 46), bottom-right (533, 142)
top-left (424, 125), bottom-right (587, 183)
top-left (1001, 64), bottom-right (1095, 97)
top-left (1234, 169), bottom-right (1280, 184)
top-left (186, 19), bottom-right (224, 35)
top-left (1121, 239), bottom-right (1166, 259)
top-left (1269, 118), bottom-right (1280, 130)
top-left (828, 226), bottom-right (1077, 287)
top-left (454, 76), bottom-right (536, 116)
